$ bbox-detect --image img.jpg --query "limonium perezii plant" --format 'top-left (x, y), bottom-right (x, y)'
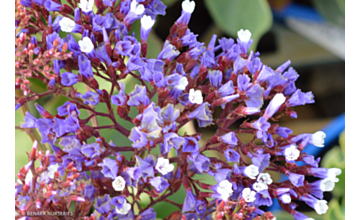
top-left (15, 0), bottom-right (341, 219)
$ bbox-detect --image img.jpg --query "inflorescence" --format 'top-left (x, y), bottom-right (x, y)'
top-left (15, 0), bottom-right (341, 219)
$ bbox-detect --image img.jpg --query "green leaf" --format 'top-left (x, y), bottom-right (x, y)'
top-left (204, 0), bottom-right (272, 49)
top-left (339, 131), bottom-right (345, 153)
top-left (324, 199), bottom-right (345, 220)
top-left (312, 0), bottom-right (345, 27)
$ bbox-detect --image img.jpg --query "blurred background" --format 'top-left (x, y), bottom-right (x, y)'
top-left (15, 0), bottom-right (345, 219)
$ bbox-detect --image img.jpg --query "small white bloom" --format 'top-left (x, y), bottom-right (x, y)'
top-left (312, 131), bottom-right (326, 147)
top-left (242, 187), bottom-right (256, 202)
top-left (174, 76), bottom-right (188, 90)
top-left (244, 165), bottom-right (259, 179)
top-left (141, 15), bottom-right (155, 30)
top-left (78, 37), bottom-right (94, 53)
top-left (78, 0), bottom-right (94, 13)
top-left (257, 173), bottom-right (273, 185)
top-left (188, 89), bottom-right (203, 104)
top-left (271, 93), bottom-right (286, 108)
top-left (253, 182), bottom-right (268, 192)
top-left (314, 200), bottom-right (328, 215)
top-left (112, 176), bottom-right (126, 191)
top-left (319, 178), bottom-right (335, 192)
top-left (116, 200), bottom-right (132, 215)
top-left (130, 0), bottom-right (145, 15)
top-left (217, 180), bottom-right (233, 201)
top-left (182, 0), bottom-right (195, 13)
top-left (237, 29), bottom-right (252, 43)
top-left (25, 171), bottom-right (33, 184)
top-left (284, 144), bottom-right (300, 161)
top-left (47, 163), bottom-right (59, 179)
top-left (155, 157), bottom-right (174, 175)
top-left (280, 194), bottom-right (291, 204)
top-left (327, 168), bottom-right (342, 182)
top-left (59, 17), bottom-right (75, 33)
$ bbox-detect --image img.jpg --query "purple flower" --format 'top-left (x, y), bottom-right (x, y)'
top-left (149, 176), bottom-right (169, 193)
top-left (135, 155), bottom-right (155, 178)
top-left (182, 137), bottom-right (199, 153)
top-left (182, 189), bottom-right (196, 213)
top-left (111, 196), bottom-right (127, 210)
top-left (77, 91), bottom-right (99, 105)
top-left (187, 152), bottom-right (211, 173)
top-left (176, 0), bottom-right (195, 26)
top-left (138, 208), bottom-right (157, 220)
top-left (252, 116), bottom-right (271, 139)
top-left (115, 36), bottom-right (141, 56)
top-left (224, 149), bottom-right (240, 163)
top-left (188, 102), bottom-right (213, 127)
top-left (94, 194), bottom-right (112, 215)
top-left (21, 112), bottom-right (37, 128)
top-left (129, 127), bottom-right (148, 149)
top-left (81, 143), bottom-right (101, 159)
top-left (98, 158), bottom-right (118, 179)
top-left (126, 167), bottom-right (142, 181)
top-left (61, 72), bottom-right (78, 86)
top-left (95, 43), bottom-right (112, 66)
top-left (157, 41), bottom-right (180, 61)
top-left (103, 0), bottom-right (115, 7)
top-left (254, 190), bottom-right (273, 206)
top-left (127, 85), bottom-right (150, 107)
top-left (161, 133), bottom-right (184, 154)
top-left (287, 89), bottom-right (315, 107)
top-left (78, 54), bottom-right (93, 78)
top-left (44, 0), bottom-right (62, 11)
top-left (220, 132), bottom-right (238, 145)
top-left (287, 172), bottom-right (304, 187)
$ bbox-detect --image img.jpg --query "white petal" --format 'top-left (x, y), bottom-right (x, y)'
top-left (182, 0), bottom-right (195, 13)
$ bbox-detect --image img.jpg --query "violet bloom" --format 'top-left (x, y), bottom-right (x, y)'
top-left (161, 133), bottom-right (184, 154)
top-left (187, 152), bottom-right (211, 173)
top-left (78, 54), bottom-right (93, 78)
top-left (129, 127), bottom-right (148, 149)
top-left (44, 0), bottom-right (62, 11)
top-left (287, 172), bottom-right (304, 187)
top-left (61, 72), bottom-right (78, 86)
top-left (224, 149), bottom-right (240, 163)
top-left (254, 190), bottom-right (273, 206)
top-left (115, 36), bottom-right (141, 57)
top-left (98, 158), bottom-right (118, 179)
top-left (137, 208), bottom-right (157, 220)
top-left (111, 84), bottom-right (127, 106)
top-left (94, 194), bottom-right (112, 215)
top-left (182, 137), bottom-right (199, 153)
top-left (182, 189), bottom-right (196, 212)
top-left (77, 91), bottom-right (99, 105)
top-left (127, 85), bottom-right (150, 107)
top-left (124, 0), bottom-right (145, 25)
top-left (188, 102), bottom-right (213, 127)
top-left (21, 112), bottom-right (37, 128)
top-left (219, 132), bottom-right (238, 145)
top-left (149, 176), bottom-right (169, 193)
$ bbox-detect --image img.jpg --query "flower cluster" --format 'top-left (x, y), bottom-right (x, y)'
top-left (15, 0), bottom-right (341, 219)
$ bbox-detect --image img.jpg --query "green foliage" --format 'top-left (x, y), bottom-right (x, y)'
top-left (204, 0), bottom-right (273, 50)
top-left (321, 131), bottom-right (345, 220)
top-left (312, 0), bottom-right (345, 27)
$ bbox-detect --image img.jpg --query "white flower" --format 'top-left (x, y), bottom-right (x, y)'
top-left (242, 187), bottom-right (256, 202)
top-left (244, 165), bottom-right (259, 179)
top-left (174, 76), bottom-right (188, 90)
top-left (284, 144), bottom-right (300, 161)
top-left (217, 180), bottom-right (233, 201)
top-left (312, 131), bottom-right (326, 147)
top-left (237, 29), bottom-right (252, 43)
top-left (112, 176), bottom-right (126, 191)
top-left (280, 194), bottom-right (291, 204)
top-left (116, 200), bottom-right (132, 215)
top-left (319, 178), bottom-right (335, 192)
top-left (78, 37), bottom-right (94, 53)
top-left (271, 93), bottom-right (286, 109)
top-left (327, 168), bottom-right (342, 182)
top-left (155, 157), bottom-right (174, 175)
top-left (314, 200), bottom-right (328, 215)
top-left (141, 15), bottom-right (155, 30)
top-left (25, 171), bottom-right (33, 184)
top-left (47, 163), bottom-right (59, 179)
top-left (59, 17), bottom-right (75, 32)
top-left (182, 0), bottom-right (195, 13)
top-left (253, 182), bottom-right (268, 192)
top-left (130, 0), bottom-right (145, 15)
top-left (257, 173), bottom-right (273, 185)
top-left (78, 0), bottom-right (94, 13)
top-left (188, 89), bottom-right (203, 104)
